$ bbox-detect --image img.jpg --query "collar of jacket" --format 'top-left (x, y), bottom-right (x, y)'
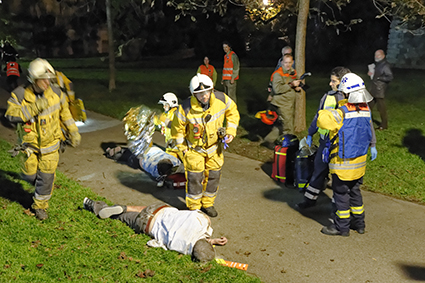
top-left (190, 92), bottom-right (216, 112)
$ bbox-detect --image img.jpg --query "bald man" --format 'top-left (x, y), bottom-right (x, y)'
top-left (367, 49), bottom-right (393, 130)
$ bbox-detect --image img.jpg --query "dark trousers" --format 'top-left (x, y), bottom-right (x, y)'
top-left (303, 138), bottom-right (329, 201)
top-left (332, 174), bottom-right (365, 233)
top-left (369, 98), bottom-right (387, 129)
top-left (112, 203), bottom-right (170, 235)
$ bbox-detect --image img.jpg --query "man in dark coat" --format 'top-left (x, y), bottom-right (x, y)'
top-left (367, 49), bottom-right (393, 130)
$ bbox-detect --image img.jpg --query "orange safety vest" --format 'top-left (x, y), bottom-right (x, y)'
top-left (222, 51), bottom-right (239, 81)
top-left (7, 62), bottom-right (20, 77)
top-left (199, 64), bottom-right (215, 81)
top-left (270, 66), bottom-right (297, 82)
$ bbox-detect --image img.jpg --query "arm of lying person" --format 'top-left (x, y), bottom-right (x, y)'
top-left (208, 237), bottom-right (228, 246)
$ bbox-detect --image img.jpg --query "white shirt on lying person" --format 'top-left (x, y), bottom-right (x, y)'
top-left (147, 207), bottom-right (213, 255)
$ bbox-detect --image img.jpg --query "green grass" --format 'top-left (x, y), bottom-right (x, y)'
top-left (49, 57), bottom-right (425, 205)
top-left (0, 139), bottom-right (261, 282)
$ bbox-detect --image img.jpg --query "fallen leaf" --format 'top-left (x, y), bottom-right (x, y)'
top-left (118, 252), bottom-right (127, 260)
top-left (36, 264), bottom-right (43, 268)
top-left (136, 271), bottom-right (145, 278)
top-left (200, 265), bottom-right (212, 273)
top-left (144, 269), bottom-right (155, 277)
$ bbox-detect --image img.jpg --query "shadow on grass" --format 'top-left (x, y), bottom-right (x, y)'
top-left (402, 128), bottom-right (425, 161)
top-left (397, 263), bottom-right (425, 281)
top-left (0, 170), bottom-right (33, 209)
top-left (239, 114), bottom-right (273, 142)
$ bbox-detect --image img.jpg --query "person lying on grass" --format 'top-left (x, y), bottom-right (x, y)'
top-left (83, 198), bottom-right (228, 262)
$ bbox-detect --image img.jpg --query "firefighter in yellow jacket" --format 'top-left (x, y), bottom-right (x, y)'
top-left (171, 74), bottom-right (240, 217)
top-left (5, 58), bottom-right (81, 220)
top-left (317, 73), bottom-right (377, 236)
top-left (157, 92), bottom-right (181, 160)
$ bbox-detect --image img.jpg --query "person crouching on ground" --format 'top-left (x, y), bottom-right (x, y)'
top-left (83, 198), bottom-right (227, 262)
top-left (317, 73), bottom-right (377, 236)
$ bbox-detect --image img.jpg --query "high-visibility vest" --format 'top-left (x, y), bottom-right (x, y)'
top-left (222, 51), bottom-right (239, 81)
top-left (270, 66), bottom-right (297, 82)
top-left (199, 64), bottom-right (215, 81)
top-left (6, 62), bottom-right (20, 77)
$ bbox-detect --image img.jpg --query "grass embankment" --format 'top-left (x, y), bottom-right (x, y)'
top-left (49, 58), bottom-right (425, 204)
top-left (0, 139), bottom-right (261, 282)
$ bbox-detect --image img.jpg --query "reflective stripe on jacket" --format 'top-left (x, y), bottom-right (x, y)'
top-left (5, 85), bottom-right (78, 155)
top-left (171, 91), bottom-right (240, 158)
top-left (317, 103), bottom-right (372, 181)
top-left (222, 51), bottom-right (239, 81)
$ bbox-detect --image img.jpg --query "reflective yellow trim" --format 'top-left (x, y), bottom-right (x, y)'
top-left (350, 205), bottom-right (364, 214)
top-left (336, 209), bottom-right (350, 219)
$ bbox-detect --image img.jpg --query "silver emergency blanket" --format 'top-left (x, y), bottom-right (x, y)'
top-left (123, 105), bottom-right (158, 158)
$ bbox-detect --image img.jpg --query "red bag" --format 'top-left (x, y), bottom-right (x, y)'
top-left (166, 173), bottom-right (186, 189)
top-left (272, 144), bottom-right (297, 185)
top-left (272, 145), bottom-right (288, 183)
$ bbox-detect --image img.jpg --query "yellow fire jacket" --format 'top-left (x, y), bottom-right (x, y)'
top-left (5, 84), bottom-right (78, 155)
top-left (317, 102), bottom-right (369, 181)
top-left (171, 91), bottom-right (239, 158)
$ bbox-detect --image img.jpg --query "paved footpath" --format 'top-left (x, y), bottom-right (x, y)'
top-left (1, 76), bottom-right (425, 282)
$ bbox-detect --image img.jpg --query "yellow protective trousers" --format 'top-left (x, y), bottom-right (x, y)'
top-left (184, 149), bottom-right (224, 210)
top-left (22, 151), bottom-right (59, 210)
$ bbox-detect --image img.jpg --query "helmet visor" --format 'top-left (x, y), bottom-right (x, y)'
top-left (193, 82), bottom-right (212, 93)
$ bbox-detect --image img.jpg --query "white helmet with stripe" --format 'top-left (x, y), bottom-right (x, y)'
top-left (338, 73), bottom-right (373, 103)
top-left (158, 92), bottom-right (178, 108)
top-left (189, 74), bottom-right (213, 95)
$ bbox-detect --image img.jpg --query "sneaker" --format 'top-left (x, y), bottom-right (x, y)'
top-left (202, 206), bottom-right (218, 218)
top-left (321, 225), bottom-right (349, 237)
top-left (157, 179), bottom-right (165, 187)
top-left (83, 197), bottom-right (108, 216)
top-left (98, 205), bottom-right (126, 219)
top-left (34, 209), bottom-right (48, 220)
top-left (83, 197), bottom-right (95, 212)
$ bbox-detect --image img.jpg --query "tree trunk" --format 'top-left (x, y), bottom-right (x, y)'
top-left (294, 0), bottom-right (309, 133)
top-left (106, 0), bottom-right (116, 91)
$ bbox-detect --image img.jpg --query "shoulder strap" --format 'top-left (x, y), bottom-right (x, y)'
top-left (213, 90), bottom-right (226, 104)
top-left (181, 97), bottom-right (192, 116)
top-left (13, 86), bottom-right (26, 102)
top-left (51, 85), bottom-right (62, 98)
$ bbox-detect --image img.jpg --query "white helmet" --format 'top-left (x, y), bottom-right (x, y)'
top-left (28, 58), bottom-right (56, 84)
top-left (158, 92), bottom-right (178, 108)
top-left (189, 74), bottom-right (213, 95)
top-left (338, 73), bottom-right (373, 103)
